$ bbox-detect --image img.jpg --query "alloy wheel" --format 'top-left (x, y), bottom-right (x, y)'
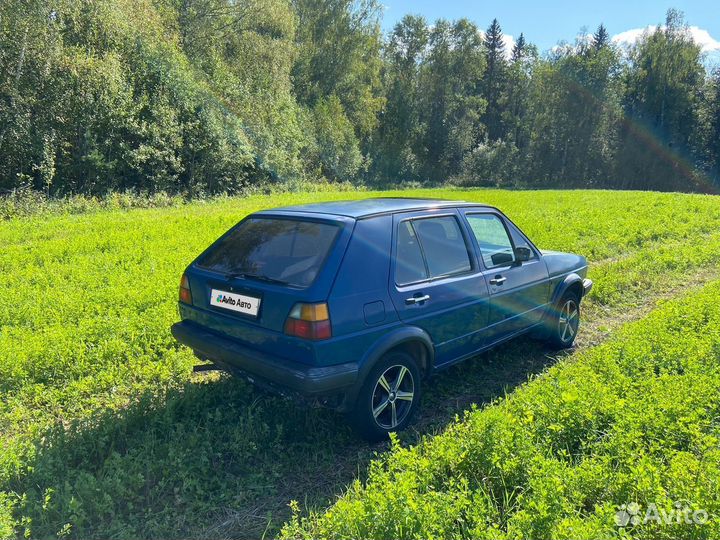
top-left (371, 364), bottom-right (415, 430)
top-left (558, 298), bottom-right (579, 343)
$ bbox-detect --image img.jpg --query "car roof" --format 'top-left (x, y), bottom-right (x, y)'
top-left (256, 197), bottom-right (495, 219)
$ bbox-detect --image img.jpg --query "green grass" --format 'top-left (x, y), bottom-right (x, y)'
top-left (1, 188), bottom-right (720, 538)
top-left (281, 279), bottom-right (720, 540)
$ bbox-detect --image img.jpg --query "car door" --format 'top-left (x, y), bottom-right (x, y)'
top-left (388, 210), bottom-right (490, 366)
top-left (461, 211), bottom-right (549, 344)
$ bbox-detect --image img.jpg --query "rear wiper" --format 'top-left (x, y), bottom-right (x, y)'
top-left (227, 272), bottom-right (290, 286)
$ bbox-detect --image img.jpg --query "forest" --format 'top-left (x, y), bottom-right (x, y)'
top-left (1, 0), bottom-right (720, 195)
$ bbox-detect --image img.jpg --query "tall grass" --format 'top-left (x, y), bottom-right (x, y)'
top-left (282, 280), bottom-right (720, 539)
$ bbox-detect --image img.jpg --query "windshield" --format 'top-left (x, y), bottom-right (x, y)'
top-left (195, 217), bottom-right (341, 288)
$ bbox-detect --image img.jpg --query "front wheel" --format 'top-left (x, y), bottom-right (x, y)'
top-left (348, 351), bottom-right (421, 441)
top-left (547, 292), bottom-right (581, 349)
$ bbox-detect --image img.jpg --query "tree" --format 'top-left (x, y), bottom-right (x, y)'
top-left (0, 0), bottom-right (64, 192)
top-left (372, 15), bottom-right (429, 181)
top-left (592, 23), bottom-right (610, 50)
top-left (505, 34), bottom-right (537, 152)
top-left (0, 0), bottom-right (293, 194)
top-left (511, 33), bottom-right (527, 62)
top-left (482, 18), bottom-right (507, 141)
top-left (700, 69), bottom-right (720, 187)
top-left (292, 0), bottom-right (385, 138)
top-left (312, 95), bottom-right (364, 181)
top-left (417, 19), bottom-right (486, 181)
top-left (524, 33), bottom-right (621, 187)
top-left (617, 9), bottom-right (705, 191)
top-left (0, 1), bottom-right (715, 195)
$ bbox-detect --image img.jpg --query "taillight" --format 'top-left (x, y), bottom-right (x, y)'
top-left (284, 302), bottom-right (331, 340)
top-left (179, 274), bottom-right (192, 304)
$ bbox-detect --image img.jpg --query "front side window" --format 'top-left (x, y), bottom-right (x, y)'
top-left (466, 214), bottom-right (515, 268)
top-left (196, 218), bottom-right (340, 287)
top-left (394, 215), bottom-right (472, 284)
top-left (506, 220), bottom-right (536, 259)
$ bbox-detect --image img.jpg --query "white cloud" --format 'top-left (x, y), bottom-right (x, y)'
top-left (612, 27), bottom-right (651, 48)
top-left (689, 27), bottom-right (720, 53)
top-left (503, 34), bottom-right (516, 58)
top-left (612, 25), bottom-right (720, 53)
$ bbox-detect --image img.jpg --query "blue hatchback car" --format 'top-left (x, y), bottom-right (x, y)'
top-left (171, 198), bottom-right (592, 439)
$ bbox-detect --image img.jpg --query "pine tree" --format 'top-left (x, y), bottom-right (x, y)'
top-left (484, 18), bottom-right (505, 73)
top-left (511, 33), bottom-right (526, 62)
top-left (592, 23), bottom-right (610, 50)
top-left (482, 18), bottom-right (507, 141)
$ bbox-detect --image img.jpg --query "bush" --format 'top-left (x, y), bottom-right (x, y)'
top-left (0, 187), bottom-right (186, 220)
top-left (453, 140), bottom-right (522, 187)
top-left (311, 96), bottom-right (365, 182)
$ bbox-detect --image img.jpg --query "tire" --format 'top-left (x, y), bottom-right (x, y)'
top-left (348, 351), bottom-right (422, 441)
top-left (547, 291), bottom-right (581, 349)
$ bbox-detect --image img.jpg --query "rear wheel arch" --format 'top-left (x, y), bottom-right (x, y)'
top-left (358, 328), bottom-right (434, 382)
top-left (340, 330), bottom-right (432, 413)
top-left (384, 340), bottom-right (430, 376)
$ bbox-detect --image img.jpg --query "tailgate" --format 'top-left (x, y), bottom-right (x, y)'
top-left (179, 213), bottom-right (354, 365)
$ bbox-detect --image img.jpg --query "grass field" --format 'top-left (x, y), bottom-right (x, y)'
top-left (1, 188), bottom-right (720, 538)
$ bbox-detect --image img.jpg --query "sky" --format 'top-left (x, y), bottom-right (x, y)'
top-left (379, 0), bottom-right (720, 63)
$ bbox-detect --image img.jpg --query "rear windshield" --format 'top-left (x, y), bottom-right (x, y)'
top-left (196, 217), bottom-right (341, 288)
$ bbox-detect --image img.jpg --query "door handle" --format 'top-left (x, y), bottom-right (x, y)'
top-left (405, 294), bottom-right (431, 305)
top-left (489, 275), bottom-right (507, 285)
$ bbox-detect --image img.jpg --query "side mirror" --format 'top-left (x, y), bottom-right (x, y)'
top-left (491, 252), bottom-right (514, 266)
top-left (514, 246), bottom-right (533, 263)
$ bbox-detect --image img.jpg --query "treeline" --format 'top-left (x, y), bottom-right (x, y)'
top-left (1, 1), bottom-right (719, 195)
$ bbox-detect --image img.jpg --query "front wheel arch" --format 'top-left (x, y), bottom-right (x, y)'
top-left (550, 273), bottom-right (585, 307)
top-left (533, 274), bottom-right (584, 342)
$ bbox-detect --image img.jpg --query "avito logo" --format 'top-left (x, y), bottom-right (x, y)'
top-left (217, 294), bottom-right (237, 306)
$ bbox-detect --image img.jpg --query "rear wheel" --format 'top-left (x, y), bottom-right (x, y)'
top-left (547, 291), bottom-right (580, 348)
top-left (349, 351), bottom-right (421, 441)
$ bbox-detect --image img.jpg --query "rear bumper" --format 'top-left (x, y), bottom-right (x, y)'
top-left (171, 321), bottom-right (358, 396)
top-left (582, 278), bottom-right (593, 297)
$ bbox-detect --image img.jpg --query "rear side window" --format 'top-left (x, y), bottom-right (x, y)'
top-left (466, 214), bottom-right (515, 267)
top-left (395, 216), bottom-right (472, 284)
top-left (395, 221), bottom-right (427, 284)
top-left (196, 218), bottom-right (340, 287)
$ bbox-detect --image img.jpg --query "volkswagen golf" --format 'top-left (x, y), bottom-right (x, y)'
top-left (171, 198), bottom-right (592, 440)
